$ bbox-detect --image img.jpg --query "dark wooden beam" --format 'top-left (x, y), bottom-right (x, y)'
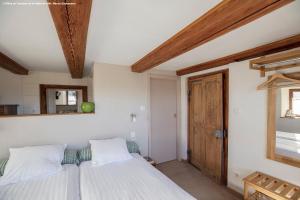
top-left (0, 52), bottom-right (28, 75)
top-left (131, 0), bottom-right (293, 73)
top-left (176, 34), bottom-right (300, 76)
top-left (48, 0), bottom-right (92, 78)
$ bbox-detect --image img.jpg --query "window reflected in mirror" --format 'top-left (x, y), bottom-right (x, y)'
top-left (289, 89), bottom-right (300, 117)
top-left (275, 86), bottom-right (300, 161)
top-left (47, 89), bottom-right (82, 114)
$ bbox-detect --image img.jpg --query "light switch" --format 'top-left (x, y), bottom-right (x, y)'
top-left (130, 131), bottom-right (136, 140)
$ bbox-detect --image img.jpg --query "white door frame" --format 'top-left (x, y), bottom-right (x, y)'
top-left (147, 72), bottom-right (181, 161)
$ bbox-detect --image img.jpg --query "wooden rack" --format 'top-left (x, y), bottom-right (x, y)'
top-left (243, 172), bottom-right (300, 200)
top-left (250, 49), bottom-right (300, 77)
top-left (256, 73), bottom-right (300, 90)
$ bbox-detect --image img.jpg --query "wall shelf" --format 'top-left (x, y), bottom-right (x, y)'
top-left (250, 49), bottom-right (300, 77)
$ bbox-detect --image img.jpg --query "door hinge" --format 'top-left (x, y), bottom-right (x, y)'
top-left (187, 149), bottom-right (192, 155)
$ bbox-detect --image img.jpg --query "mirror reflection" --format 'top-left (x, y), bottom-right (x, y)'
top-left (41, 85), bottom-right (89, 115)
top-left (275, 86), bottom-right (300, 160)
top-left (0, 68), bottom-right (93, 116)
top-left (48, 90), bottom-right (81, 114)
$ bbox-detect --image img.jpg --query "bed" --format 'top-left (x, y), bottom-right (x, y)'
top-left (276, 131), bottom-right (300, 159)
top-left (0, 164), bottom-right (80, 200)
top-left (80, 153), bottom-right (196, 200)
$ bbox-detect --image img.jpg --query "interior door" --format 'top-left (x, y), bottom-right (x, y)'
top-left (150, 78), bottom-right (177, 164)
top-left (188, 73), bottom-right (225, 183)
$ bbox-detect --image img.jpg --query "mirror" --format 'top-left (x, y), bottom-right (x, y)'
top-left (275, 86), bottom-right (300, 160)
top-left (0, 69), bottom-right (93, 117)
top-left (47, 90), bottom-right (81, 114)
top-left (40, 85), bottom-right (89, 114)
top-left (267, 80), bottom-right (300, 168)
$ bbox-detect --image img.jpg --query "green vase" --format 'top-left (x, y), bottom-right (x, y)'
top-left (81, 102), bottom-right (95, 113)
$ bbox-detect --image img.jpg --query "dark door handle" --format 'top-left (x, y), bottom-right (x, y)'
top-left (214, 130), bottom-right (224, 139)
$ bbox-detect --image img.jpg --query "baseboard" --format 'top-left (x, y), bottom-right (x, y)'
top-left (227, 187), bottom-right (243, 199)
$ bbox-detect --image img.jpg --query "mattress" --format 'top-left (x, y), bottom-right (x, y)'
top-left (0, 164), bottom-right (80, 200)
top-left (80, 153), bottom-right (196, 200)
top-left (276, 131), bottom-right (300, 159)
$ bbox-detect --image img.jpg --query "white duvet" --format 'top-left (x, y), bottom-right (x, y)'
top-left (80, 154), bottom-right (196, 200)
top-left (0, 164), bottom-right (79, 200)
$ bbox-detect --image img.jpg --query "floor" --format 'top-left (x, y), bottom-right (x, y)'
top-left (157, 160), bottom-right (242, 200)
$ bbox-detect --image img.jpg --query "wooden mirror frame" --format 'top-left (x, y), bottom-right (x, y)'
top-left (267, 72), bottom-right (300, 168)
top-left (40, 84), bottom-right (88, 114)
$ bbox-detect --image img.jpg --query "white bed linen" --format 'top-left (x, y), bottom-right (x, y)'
top-left (80, 153), bottom-right (196, 200)
top-left (0, 164), bottom-right (79, 200)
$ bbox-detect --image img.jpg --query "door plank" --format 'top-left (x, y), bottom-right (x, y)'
top-left (203, 74), bottom-right (223, 180)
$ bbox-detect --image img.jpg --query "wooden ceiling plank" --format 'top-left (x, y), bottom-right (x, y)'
top-left (0, 52), bottom-right (28, 75)
top-left (48, 0), bottom-right (92, 79)
top-left (131, 0), bottom-right (294, 73)
top-left (176, 34), bottom-right (300, 76)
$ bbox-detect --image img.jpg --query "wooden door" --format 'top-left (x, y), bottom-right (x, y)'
top-left (188, 72), bottom-right (227, 184)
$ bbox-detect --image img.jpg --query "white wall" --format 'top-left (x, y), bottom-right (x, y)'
top-left (0, 68), bottom-right (23, 111)
top-left (93, 63), bottom-right (149, 156)
top-left (0, 63), bottom-right (177, 159)
top-left (0, 68), bottom-right (93, 114)
top-left (180, 63), bottom-right (300, 193)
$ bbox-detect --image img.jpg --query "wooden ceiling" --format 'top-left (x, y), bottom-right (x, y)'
top-left (131, 0), bottom-right (294, 73)
top-left (0, 52), bottom-right (28, 75)
top-left (177, 34), bottom-right (300, 76)
top-left (48, 0), bottom-right (92, 79)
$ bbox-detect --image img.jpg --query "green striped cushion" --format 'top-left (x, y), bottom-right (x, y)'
top-left (78, 146), bottom-right (92, 162)
top-left (127, 141), bottom-right (140, 154)
top-left (0, 158), bottom-right (8, 176)
top-left (62, 149), bottom-right (78, 165)
top-left (78, 141), bottom-right (140, 163)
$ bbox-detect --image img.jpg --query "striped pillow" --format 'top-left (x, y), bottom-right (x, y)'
top-left (78, 141), bottom-right (140, 163)
top-left (127, 141), bottom-right (140, 154)
top-left (78, 146), bottom-right (92, 162)
top-left (62, 149), bottom-right (78, 165)
top-left (0, 158), bottom-right (8, 176)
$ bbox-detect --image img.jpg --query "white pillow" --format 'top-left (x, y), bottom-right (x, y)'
top-left (0, 144), bottom-right (66, 185)
top-left (90, 138), bottom-right (132, 166)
